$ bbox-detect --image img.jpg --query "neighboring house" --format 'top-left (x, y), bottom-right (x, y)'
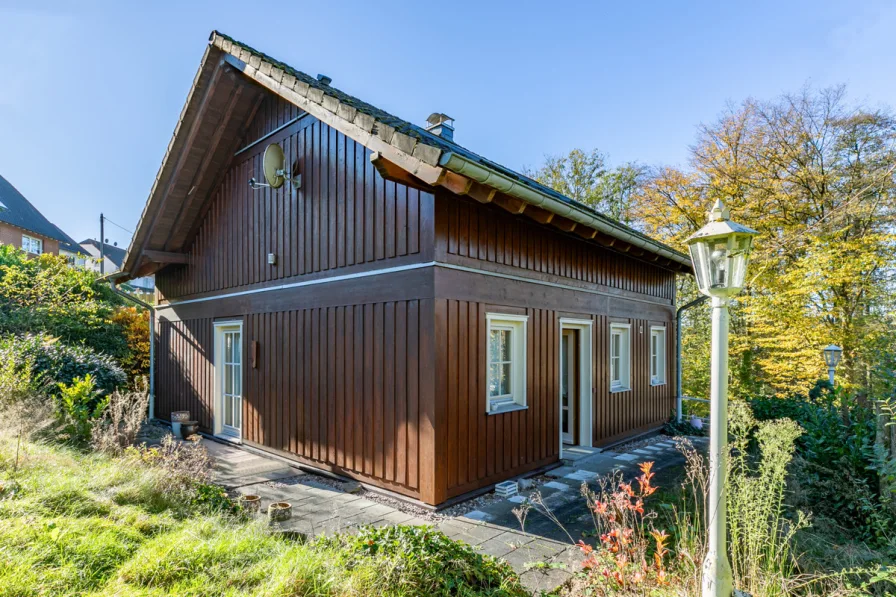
top-left (79, 238), bottom-right (154, 294)
top-left (0, 174), bottom-right (80, 257)
top-left (116, 32), bottom-right (692, 507)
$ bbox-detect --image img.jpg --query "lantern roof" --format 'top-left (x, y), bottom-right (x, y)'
top-left (823, 344), bottom-right (842, 353)
top-left (686, 199), bottom-right (758, 244)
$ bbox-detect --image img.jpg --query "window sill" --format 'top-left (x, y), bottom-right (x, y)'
top-left (610, 387), bottom-right (631, 394)
top-left (650, 381), bottom-right (667, 387)
top-left (487, 404), bottom-right (528, 416)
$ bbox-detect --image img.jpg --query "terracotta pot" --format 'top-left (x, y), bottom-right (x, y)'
top-left (268, 501), bottom-right (292, 522)
top-left (239, 494), bottom-right (261, 512)
top-left (180, 421), bottom-right (199, 439)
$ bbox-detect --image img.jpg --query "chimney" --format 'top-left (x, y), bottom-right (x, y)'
top-left (425, 113), bottom-right (455, 142)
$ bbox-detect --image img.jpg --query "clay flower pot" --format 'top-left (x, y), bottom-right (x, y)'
top-left (239, 494), bottom-right (261, 513)
top-left (180, 421), bottom-right (200, 439)
top-left (268, 502), bottom-right (292, 522)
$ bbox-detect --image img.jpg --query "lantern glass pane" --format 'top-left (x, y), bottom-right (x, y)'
top-left (727, 234), bottom-right (753, 291)
top-left (823, 347), bottom-right (842, 367)
top-left (689, 241), bottom-right (713, 295)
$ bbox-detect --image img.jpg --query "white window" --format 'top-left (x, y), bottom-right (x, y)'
top-left (486, 313), bottom-right (528, 412)
top-left (609, 323), bottom-right (631, 392)
top-left (22, 235), bottom-right (42, 255)
top-left (650, 326), bottom-right (667, 385)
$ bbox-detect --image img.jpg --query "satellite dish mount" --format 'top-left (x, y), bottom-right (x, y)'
top-left (249, 143), bottom-right (302, 190)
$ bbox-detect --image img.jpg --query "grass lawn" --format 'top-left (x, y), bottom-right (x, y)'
top-left (0, 439), bottom-right (527, 597)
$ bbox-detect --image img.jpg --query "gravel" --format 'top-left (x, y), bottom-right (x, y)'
top-left (611, 434), bottom-right (668, 453)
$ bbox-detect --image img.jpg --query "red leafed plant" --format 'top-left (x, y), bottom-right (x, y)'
top-left (577, 462), bottom-right (671, 592)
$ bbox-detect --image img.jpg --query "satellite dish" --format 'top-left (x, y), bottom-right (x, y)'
top-left (248, 143), bottom-right (301, 191)
top-left (263, 143), bottom-right (286, 189)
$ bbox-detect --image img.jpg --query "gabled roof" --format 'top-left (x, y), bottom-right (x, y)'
top-left (80, 238), bottom-right (126, 268)
top-left (0, 174), bottom-right (79, 247)
top-left (122, 31), bottom-right (691, 279)
top-left (52, 225), bottom-right (83, 254)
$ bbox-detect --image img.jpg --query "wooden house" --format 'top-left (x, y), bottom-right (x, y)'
top-left (118, 32), bottom-right (692, 507)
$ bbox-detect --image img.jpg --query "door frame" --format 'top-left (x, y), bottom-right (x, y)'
top-left (213, 320), bottom-right (244, 442)
top-left (559, 318), bottom-right (593, 449)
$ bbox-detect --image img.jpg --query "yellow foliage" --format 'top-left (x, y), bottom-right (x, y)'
top-left (633, 86), bottom-right (896, 397)
top-left (110, 306), bottom-right (150, 382)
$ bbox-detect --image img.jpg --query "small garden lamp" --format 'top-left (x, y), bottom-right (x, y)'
top-left (686, 199), bottom-right (757, 597)
top-left (823, 344), bottom-right (842, 386)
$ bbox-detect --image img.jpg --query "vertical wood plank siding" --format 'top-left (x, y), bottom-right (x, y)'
top-left (153, 91), bottom-right (682, 506)
top-left (156, 300), bottom-right (425, 498)
top-left (435, 195), bottom-right (675, 302)
top-left (157, 94), bottom-right (426, 302)
top-left (437, 304), bottom-right (676, 499)
top-left (433, 193), bottom-right (678, 499)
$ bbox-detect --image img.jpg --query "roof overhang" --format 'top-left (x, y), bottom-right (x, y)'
top-left (120, 43), bottom-right (266, 281)
top-left (121, 32), bottom-right (691, 281)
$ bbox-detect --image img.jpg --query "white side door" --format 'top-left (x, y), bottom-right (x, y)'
top-left (215, 322), bottom-right (243, 441)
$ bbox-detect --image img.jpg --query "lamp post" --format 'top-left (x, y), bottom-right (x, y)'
top-left (823, 344), bottom-right (842, 386)
top-left (686, 199), bottom-right (758, 597)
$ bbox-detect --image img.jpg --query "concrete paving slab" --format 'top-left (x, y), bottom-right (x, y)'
top-left (614, 452), bottom-right (640, 462)
top-left (545, 465), bottom-right (577, 478)
top-left (502, 540), bottom-right (565, 570)
top-left (461, 509), bottom-right (490, 521)
top-left (544, 481), bottom-right (571, 491)
top-left (520, 568), bottom-right (572, 593)
top-left (477, 532), bottom-right (529, 558)
top-left (563, 470), bottom-right (598, 482)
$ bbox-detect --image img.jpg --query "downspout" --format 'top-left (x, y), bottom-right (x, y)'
top-left (109, 280), bottom-right (156, 421)
top-left (676, 295), bottom-right (709, 423)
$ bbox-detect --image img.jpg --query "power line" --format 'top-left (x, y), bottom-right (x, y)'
top-left (101, 217), bottom-right (133, 235)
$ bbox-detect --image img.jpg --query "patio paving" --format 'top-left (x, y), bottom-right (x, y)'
top-left (202, 435), bottom-right (705, 595)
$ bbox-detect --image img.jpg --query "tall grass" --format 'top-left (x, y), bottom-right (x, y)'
top-left (0, 408), bottom-right (524, 597)
top-left (727, 402), bottom-right (808, 596)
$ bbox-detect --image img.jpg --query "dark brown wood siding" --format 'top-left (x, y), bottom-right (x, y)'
top-left (156, 317), bottom-right (216, 431)
top-left (435, 194), bottom-right (675, 302)
top-left (437, 300), bottom-right (560, 499)
top-left (432, 196), bottom-right (678, 499)
top-left (241, 301), bottom-right (425, 497)
top-left (436, 300), bottom-right (675, 499)
top-left (157, 94), bottom-right (430, 302)
top-left (155, 293), bottom-right (435, 501)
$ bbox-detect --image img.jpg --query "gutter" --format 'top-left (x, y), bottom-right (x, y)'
top-left (438, 152), bottom-right (692, 268)
top-left (676, 295), bottom-right (709, 422)
top-left (107, 277), bottom-right (156, 421)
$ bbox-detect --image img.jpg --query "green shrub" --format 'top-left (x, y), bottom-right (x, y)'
top-left (750, 392), bottom-right (892, 545)
top-left (0, 245), bottom-right (128, 359)
top-left (58, 375), bottom-right (108, 442)
top-left (192, 483), bottom-right (243, 516)
top-left (1, 334), bottom-right (126, 396)
top-left (318, 525), bottom-right (527, 597)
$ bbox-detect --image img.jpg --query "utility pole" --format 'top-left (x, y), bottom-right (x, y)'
top-left (100, 213), bottom-right (105, 276)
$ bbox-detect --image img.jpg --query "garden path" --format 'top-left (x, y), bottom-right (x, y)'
top-left (205, 436), bottom-right (703, 595)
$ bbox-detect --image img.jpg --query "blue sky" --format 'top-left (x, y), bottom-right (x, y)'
top-left (1, 0), bottom-right (893, 246)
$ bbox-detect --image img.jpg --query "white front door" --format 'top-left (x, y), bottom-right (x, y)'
top-left (560, 329), bottom-right (576, 445)
top-left (215, 322), bottom-right (243, 441)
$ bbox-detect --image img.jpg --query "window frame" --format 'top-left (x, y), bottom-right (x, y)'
top-left (485, 312), bottom-right (528, 414)
top-left (650, 326), bottom-right (667, 386)
top-left (609, 322), bottom-right (631, 393)
top-left (21, 234), bottom-right (42, 255)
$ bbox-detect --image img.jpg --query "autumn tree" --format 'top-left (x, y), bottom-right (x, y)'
top-left (631, 86), bottom-right (896, 398)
